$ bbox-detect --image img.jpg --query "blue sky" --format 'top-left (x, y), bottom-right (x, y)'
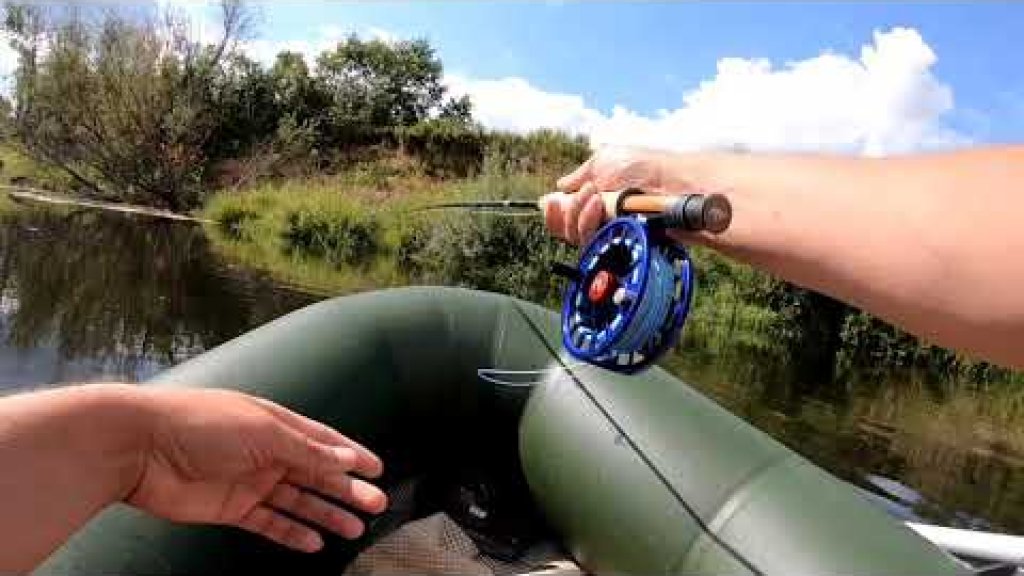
top-left (163, 1), bottom-right (1024, 153)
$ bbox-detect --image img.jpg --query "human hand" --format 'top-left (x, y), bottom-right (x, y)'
top-left (541, 147), bottom-right (673, 245)
top-left (126, 388), bottom-right (386, 553)
top-left (542, 146), bottom-right (714, 245)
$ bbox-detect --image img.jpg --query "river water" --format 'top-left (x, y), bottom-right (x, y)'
top-left (2, 206), bottom-right (1021, 538)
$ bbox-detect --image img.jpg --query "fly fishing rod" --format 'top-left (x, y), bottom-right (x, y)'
top-left (416, 188), bottom-right (732, 233)
top-left (420, 187), bottom-right (733, 373)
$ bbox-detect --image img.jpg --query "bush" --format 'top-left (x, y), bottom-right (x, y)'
top-left (397, 123), bottom-right (592, 180)
top-left (2, 3), bottom-right (257, 210)
top-left (399, 213), bottom-right (573, 305)
top-left (398, 120), bottom-right (487, 178)
top-left (216, 205), bottom-right (260, 241)
top-left (268, 114), bottom-right (322, 177)
top-left (282, 207), bottom-right (381, 267)
top-left (483, 129), bottom-right (590, 177)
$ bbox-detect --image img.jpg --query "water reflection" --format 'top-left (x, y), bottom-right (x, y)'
top-left (665, 337), bottom-right (1024, 535)
top-left (0, 208), bottom-right (316, 388)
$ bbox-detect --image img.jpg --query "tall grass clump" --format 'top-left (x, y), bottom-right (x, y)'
top-left (282, 206), bottom-right (381, 267)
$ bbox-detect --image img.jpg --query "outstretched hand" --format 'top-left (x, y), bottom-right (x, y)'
top-left (127, 388), bottom-right (387, 553)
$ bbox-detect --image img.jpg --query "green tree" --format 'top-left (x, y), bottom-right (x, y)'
top-left (2, 0), bottom-right (253, 210)
top-left (438, 94), bottom-right (473, 123)
top-left (314, 36), bottom-right (464, 142)
top-left (204, 52), bottom-right (280, 160)
top-left (269, 51), bottom-right (331, 128)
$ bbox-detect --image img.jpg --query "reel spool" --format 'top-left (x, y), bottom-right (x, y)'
top-left (555, 216), bottom-right (694, 373)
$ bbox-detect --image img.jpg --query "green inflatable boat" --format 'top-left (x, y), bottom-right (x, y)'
top-left (34, 287), bottom-right (968, 575)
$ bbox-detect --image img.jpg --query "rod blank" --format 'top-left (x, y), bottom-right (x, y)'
top-left (419, 188), bottom-right (733, 234)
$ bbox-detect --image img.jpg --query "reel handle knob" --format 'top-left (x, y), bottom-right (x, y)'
top-left (605, 188), bottom-right (732, 233)
top-left (666, 192), bottom-right (732, 233)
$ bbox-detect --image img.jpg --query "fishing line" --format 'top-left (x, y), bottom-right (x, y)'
top-left (597, 247), bottom-right (678, 354)
top-left (476, 362), bottom-right (589, 388)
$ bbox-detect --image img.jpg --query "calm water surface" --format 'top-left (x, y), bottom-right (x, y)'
top-left (2, 206), bottom-right (1021, 537)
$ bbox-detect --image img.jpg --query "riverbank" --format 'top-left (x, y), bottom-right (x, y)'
top-left (4, 188), bottom-right (212, 223)
top-left (200, 163), bottom-right (571, 296)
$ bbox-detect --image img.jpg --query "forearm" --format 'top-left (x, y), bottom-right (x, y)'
top-left (670, 147), bottom-right (1024, 369)
top-left (0, 384), bottom-right (148, 572)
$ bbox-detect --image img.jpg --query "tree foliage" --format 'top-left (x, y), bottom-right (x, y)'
top-left (2, 1), bottom-right (255, 209)
top-left (315, 36), bottom-right (451, 131)
top-left (0, 2), bottom-right (480, 209)
top-left (0, 1), bottom-right (589, 208)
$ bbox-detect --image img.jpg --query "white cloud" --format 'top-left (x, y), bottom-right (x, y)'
top-left (0, 31), bottom-right (20, 82)
top-left (444, 75), bottom-right (604, 135)
top-left (446, 27), bottom-right (966, 156)
top-left (240, 24), bottom-right (399, 66)
top-left (366, 26), bottom-right (398, 44)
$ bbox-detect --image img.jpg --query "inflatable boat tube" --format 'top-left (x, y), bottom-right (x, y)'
top-left (33, 287), bottom-right (966, 575)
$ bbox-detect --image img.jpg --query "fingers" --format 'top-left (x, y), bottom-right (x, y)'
top-left (268, 483), bottom-right (366, 540)
top-left (270, 426), bottom-right (388, 514)
top-left (286, 464), bottom-right (388, 517)
top-left (240, 479), bottom-right (386, 552)
top-left (255, 397), bottom-right (383, 479)
top-left (541, 192), bottom-right (567, 240)
top-left (546, 183), bottom-right (602, 245)
top-left (560, 183), bottom-right (592, 244)
top-left (556, 156), bottom-right (593, 192)
top-left (238, 504), bottom-right (324, 553)
top-left (578, 192), bottom-right (605, 245)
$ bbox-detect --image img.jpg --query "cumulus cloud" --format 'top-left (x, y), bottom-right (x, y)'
top-left (241, 24), bottom-right (400, 66)
top-left (444, 76), bottom-right (604, 135)
top-left (446, 27), bottom-right (966, 156)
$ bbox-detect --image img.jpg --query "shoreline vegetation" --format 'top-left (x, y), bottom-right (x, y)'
top-left (0, 0), bottom-right (1021, 501)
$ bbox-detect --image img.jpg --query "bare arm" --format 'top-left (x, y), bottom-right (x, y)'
top-left (0, 384), bottom-right (385, 572)
top-left (0, 385), bottom-right (146, 572)
top-left (546, 146), bottom-right (1024, 370)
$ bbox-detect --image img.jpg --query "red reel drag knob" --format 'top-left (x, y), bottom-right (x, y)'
top-left (587, 270), bottom-right (617, 304)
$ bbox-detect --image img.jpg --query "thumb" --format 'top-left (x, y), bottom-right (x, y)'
top-left (556, 156), bottom-right (593, 192)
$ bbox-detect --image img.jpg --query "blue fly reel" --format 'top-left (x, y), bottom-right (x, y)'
top-left (557, 216), bottom-right (694, 373)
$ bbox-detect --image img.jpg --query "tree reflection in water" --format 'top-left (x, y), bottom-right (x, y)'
top-left (0, 208), bottom-right (316, 387)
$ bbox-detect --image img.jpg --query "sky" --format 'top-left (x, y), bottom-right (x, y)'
top-left (9, 1), bottom-right (1024, 156)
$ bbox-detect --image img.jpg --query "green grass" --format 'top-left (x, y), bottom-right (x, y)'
top-left (0, 143), bottom-right (81, 216)
top-left (202, 168), bottom-right (554, 295)
top-left (0, 143), bottom-right (75, 191)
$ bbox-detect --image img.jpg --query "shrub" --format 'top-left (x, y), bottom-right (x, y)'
top-left (483, 129), bottom-right (590, 177)
top-left (399, 213), bottom-right (573, 305)
top-left (282, 207), bottom-right (381, 267)
top-left (216, 205), bottom-right (260, 241)
top-left (398, 120), bottom-right (487, 178)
